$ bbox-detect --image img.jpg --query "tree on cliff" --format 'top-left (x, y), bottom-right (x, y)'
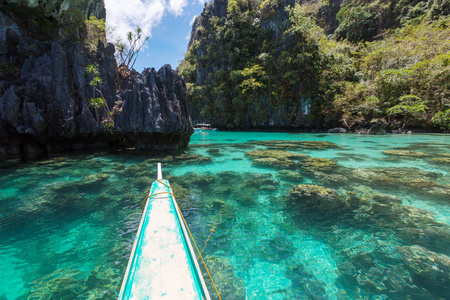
top-left (116, 28), bottom-right (149, 72)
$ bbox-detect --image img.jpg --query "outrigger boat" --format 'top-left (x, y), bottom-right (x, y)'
top-left (193, 123), bottom-right (218, 132)
top-left (118, 163), bottom-right (211, 299)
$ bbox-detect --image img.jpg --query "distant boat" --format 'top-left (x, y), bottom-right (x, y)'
top-left (194, 123), bottom-right (218, 132)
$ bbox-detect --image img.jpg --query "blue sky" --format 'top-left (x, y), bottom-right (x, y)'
top-left (104, 0), bottom-right (206, 72)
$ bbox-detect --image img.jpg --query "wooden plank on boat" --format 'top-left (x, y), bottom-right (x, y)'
top-left (118, 165), bottom-right (211, 299)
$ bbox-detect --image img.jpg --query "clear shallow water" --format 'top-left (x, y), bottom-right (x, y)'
top-left (0, 132), bottom-right (449, 299)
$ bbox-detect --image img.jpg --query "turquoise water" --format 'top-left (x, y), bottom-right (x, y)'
top-left (0, 132), bottom-right (449, 299)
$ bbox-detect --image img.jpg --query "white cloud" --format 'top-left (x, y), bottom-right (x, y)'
top-left (168, 0), bottom-right (188, 16)
top-left (104, 0), bottom-right (186, 43)
top-left (189, 15), bottom-right (197, 26)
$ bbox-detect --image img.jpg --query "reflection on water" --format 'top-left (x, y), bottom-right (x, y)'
top-left (0, 132), bottom-right (449, 299)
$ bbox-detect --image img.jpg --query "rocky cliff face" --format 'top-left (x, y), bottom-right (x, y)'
top-left (115, 66), bottom-right (193, 150)
top-left (5, 0), bottom-right (106, 20)
top-left (0, 0), bottom-right (192, 158)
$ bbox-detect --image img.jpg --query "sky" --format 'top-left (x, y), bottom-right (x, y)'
top-left (104, 0), bottom-right (206, 72)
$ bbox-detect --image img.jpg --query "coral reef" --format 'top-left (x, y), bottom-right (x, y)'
top-left (301, 157), bottom-right (337, 172)
top-left (382, 150), bottom-right (430, 157)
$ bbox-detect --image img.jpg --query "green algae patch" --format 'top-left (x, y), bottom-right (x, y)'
top-left (399, 245), bottom-right (450, 298)
top-left (278, 170), bottom-right (304, 182)
top-left (431, 157), bottom-right (450, 165)
top-left (250, 140), bottom-right (338, 150)
top-left (246, 149), bottom-right (307, 169)
top-left (290, 184), bottom-right (337, 199)
top-left (302, 157), bottom-right (337, 172)
top-left (382, 150), bottom-right (430, 157)
top-left (204, 256), bottom-right (246, 299)
top-left (349, 167), bottom-right (441, 191)
top-left (299, 141), bottom-right (338, 149)
top-left (252, 157), bottom-right (297, 169)
top-left (245, 150), bottom-right (308, 160)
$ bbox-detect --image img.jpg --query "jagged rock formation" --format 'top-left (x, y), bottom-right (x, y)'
top-left (0, 0), bottom-right (193, 158)
top-left (115, 65), bottom-right (193, 150)
top-left (5, 0), bottom-right (106, 20)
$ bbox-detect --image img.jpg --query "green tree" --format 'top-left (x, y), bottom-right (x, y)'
top-left (386, 95), bottom-right (428, 130)
top-left (85, 64), bottom-right (111, 123)
top-left (431, 109), bottom-right (450, 130)
top-left (335, 4), bottom-right (377, 43)
top-left (116, 28), bottom-right (149, 70)
top-left (84, 16), bottom-right (107, 54)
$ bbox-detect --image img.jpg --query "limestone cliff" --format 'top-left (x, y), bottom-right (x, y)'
top-left (0, 0), bottom-right (193, 158)
top-left (115, 66), bottom-right (193, 150)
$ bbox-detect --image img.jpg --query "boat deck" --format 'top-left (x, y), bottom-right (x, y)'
top-left (118, 176), bottom-right (210, 299)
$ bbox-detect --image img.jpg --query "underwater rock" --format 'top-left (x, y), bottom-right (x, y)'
top-left (204, 256), bottom-right (246, 299)
top-left (336, 250), bottom-right (432, 299)
top-left (260, 237), bottom-right (295, 263)
top-left (399, 245), bottom-right (450, 299)
top-left (206, 148), bottom-right (222, 157)
top-left (301, 157), bottom-right (337, 172)
top-left (176, 153), bottom-right (213, 164)
top-left (308, 171), bottom-right (348, 187)
top-left (348, 167), bottom-right (440, 191)
top-left (169, 172), bottom-right (216, 190)
top-left (298, 141), bottom-right (338, 149)
top-left (133, 176), bottom-right (153, 190)
top-left (250, 140), bottom-right (338, 149)
top-left (245, 149), bottom-right (308, 160)
top-left (278, 170), bottom-right (304, 182)
top-left (382, 150), bottom-right (430, 157)
top-left (27, 268), bottom-right (84, 299)
top-left (274, 143), bottom-right (303, 150)
top-left (430, 157), bottom-right (450, 165)
top-left (51, 172), bottom-right (110, 194)
top-left (290, 184), bottom-right (337, 198)
top-left (246, 150), bottom-right (306, 169)
top-left (289, 184), bottom-right (338, 202)
top-left (244, 173), bottom-right (279, 190)
top-left (285, 261), bottom-right (328, 299)
top-left (252, 157), bottom-right (297, 169)
top-left (170, 182), bottom-right (191, 200)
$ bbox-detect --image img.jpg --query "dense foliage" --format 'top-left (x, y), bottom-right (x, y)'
top-left (179, 0), bottom-right (450, 131)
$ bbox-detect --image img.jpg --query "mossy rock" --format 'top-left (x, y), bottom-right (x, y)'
top-left (206, 148), bottom-right (221, 156)
top-left (290, 184), bottom-right (337, 199)
top-left (203, 256), bottom-right (246, 299)
top-left (260, 237), bottom-right (296, 263)
top-left (250, 140), bottom-right (338, 150)
top-left (278, 170), bottom-right (304, 182)
top-left (244, 173), bottom-right (279, 189)
top-left (309, 171), bottom-right (348, 186)
top-left (410, 178), bottom-right (438, 188)
top-left (430, 157), bottom-right (450, 165)
top-left (399, 245), bottom-right (450, 298)
top-left (245, 150), bottom-right (307, 160)
top-left (382, 150), bottom-right (429, 157)
top-left (252, 157), bottom-right (297, 169)
top-left (298, 140), bottom-right (338, 149)
top-left (302, 157), bottom-right (337, 172)
top-left (275, 144), bottom-right (302, 150)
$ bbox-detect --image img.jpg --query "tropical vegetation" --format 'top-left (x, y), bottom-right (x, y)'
top-left (178, 0), bottom-right (450, 131)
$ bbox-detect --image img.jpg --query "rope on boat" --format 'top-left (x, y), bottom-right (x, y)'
top-left (142, 191), bottom-right (175, 211)
top-left (154, 179), bottom-right (223, 300)
top-left (200, 224), bottom-right (216, 256)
